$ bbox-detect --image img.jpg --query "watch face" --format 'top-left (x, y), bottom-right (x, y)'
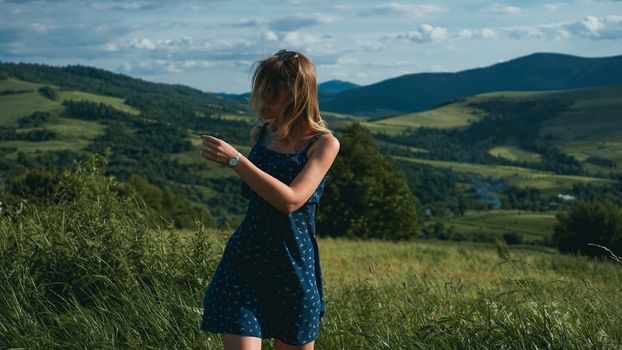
top-left (229, 158), bottom-right (238, 166)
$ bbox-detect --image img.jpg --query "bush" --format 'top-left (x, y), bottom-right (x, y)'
top-left (38, 85), bottom-right (57, 100)
top-left (503, 231), bottom-right (523, 245)
top-left (552, 200), bottom-right (622, 257)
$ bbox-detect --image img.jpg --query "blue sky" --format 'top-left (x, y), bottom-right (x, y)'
top-left (1, 0), bottom-right (621, 93)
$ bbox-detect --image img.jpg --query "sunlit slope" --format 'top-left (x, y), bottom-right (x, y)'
top-left (371, 85), bottom-right (622, 166)
top-left (0, 78), bottom-right (139, 157)
top-left (392, 155), bottom-right (614, 195)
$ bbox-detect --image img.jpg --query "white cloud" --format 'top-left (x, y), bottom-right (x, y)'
top-left (503, 15), bottom-right (622, 40)
top-left (128, 38), bottom-right (156, 50)
top-left (482, 3), bottom-right (522, 15)
top-left (393, 24), bottom-right (448, 43)
top-left (119, 58), bottom-right (216, 75)
top-left (359, 2), bottom-right (447, 18)
top-left (457, 28), bottom-right (497, 39)
top-left (543, 3), bottom-right (567, 11)
top-left (261, 31), bottom-right (278, 42)
top-left (232, 13), bottom-right (340, 32)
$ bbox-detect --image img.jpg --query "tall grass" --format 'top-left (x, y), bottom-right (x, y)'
top-left (1, 151), bottom-right (620, 349)
top-left (316, 239), bottom-right (621, 349)
top-left (0, 151), bottom-right (223, 348)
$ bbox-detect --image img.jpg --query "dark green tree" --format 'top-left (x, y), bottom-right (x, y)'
top-left (553, 200), bottom-right (622, 257)
top-left (38, 85), bottom-right (57, 100)
top-left (317, 121), bottom-right (422, 241)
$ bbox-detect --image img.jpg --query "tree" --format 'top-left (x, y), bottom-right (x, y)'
top-left (38, 85), bottom-right (57, 100)
top-left (552, 200), bottom-right (622, 257)
top-left (317, 121), bottom-right (422, 241)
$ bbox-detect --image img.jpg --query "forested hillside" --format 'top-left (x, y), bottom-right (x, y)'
top-left (2, 60), bottom-right (621, 246)
top-left (320, 52), bottom-right (622, 117)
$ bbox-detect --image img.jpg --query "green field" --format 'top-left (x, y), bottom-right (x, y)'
top-left (442, 210), bottom-right (557, 241)
top-left (393, 155), bottom-right (613, 195)
top-left (0, 78), bottom-right (139, 126)
top-left (0, 78), bottom-right (141, 157)
top-left (489, 145), bottom-right (543, 163)
top-left (366, 85), bottom-right (622, 170)
top-left (2, 128), bottom-right (622, 350)
top-left (366, 98), bottom-right (489, 134)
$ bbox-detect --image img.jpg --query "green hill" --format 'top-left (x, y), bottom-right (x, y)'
top-left (2, 60), bottom-right (621, 235)
top-left (320, 52), bottom-right (622, 117)
top-left (370, 84), bottom-right (622, 173)
top-left (0, 65), bottom-right (257, 227)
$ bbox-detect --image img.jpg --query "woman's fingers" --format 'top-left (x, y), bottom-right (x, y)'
top-left (202, 135), bottom-right (221, 145)
top-left (201, 144), bottom-right (226, 165)
top-left (200, 135), bottom-right (233, 167)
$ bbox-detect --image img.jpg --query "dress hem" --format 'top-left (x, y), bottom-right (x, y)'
top-left (200, 323), bottom-right (319, 346)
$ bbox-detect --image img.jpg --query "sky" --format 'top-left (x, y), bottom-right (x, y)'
top-left (1, 0), bottom-right (621, 93)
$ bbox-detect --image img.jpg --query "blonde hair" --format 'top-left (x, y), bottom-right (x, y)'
top-left (249, 49), bottom-right (332, 144)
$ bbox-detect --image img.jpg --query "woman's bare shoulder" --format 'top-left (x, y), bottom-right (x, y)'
top-left (307, 132), bottom-right (340, 158)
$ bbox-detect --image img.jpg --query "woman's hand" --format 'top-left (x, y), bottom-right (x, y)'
top-left (200, 134), bottom-right (239, 167)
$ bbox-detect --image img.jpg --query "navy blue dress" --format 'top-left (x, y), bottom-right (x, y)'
top-left (200, 122), bottom-right (330, 345)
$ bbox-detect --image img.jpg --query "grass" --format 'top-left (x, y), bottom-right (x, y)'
top-left (2, 116), bottom-right (106, 159)
top-left (442, 210), bottom-right (557, 241)
top-left (0, 78), bottom-right (139, 157)
top-left (392, 155), bottom-right (613, 195)
top-left (363, 85), bottom-right (622, 170)
top-left (1, 152), bottom-right (620, 349)
top-left (367, 99), bottom-right (488, 134)
top-left (0, 78), bottom-right (139, 127)
top-left (0, 90), bottom-right (61, 125)
top-left (488, 145), bottom-right (542, 163)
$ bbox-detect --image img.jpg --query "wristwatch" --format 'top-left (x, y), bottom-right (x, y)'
top-left (228, 151), bottom-right (242, 167)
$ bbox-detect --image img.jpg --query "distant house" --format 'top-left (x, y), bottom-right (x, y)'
top-left (557, 194), bottom-right (576, 201)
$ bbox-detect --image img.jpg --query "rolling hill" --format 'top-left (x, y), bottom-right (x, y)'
top-left (367, 84), bottom-right (622, 172)
top-left (2, 56), bottom-right (621, 233)
top-left (214, 79), bottom-right (360, 102)
top-left (319, 52), bottom-right (622, 117)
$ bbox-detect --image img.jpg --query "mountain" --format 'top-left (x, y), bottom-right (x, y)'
top-left (214, 79), bottom-right (359, 102)
top-left (319, 52), bottom-right (622, 117)
top-left (214, 91), bottom-right (251, 102)
top-left (318, 80), bottom-right (360, 94)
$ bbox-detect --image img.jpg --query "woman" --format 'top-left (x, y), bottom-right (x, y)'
top-left (199, 49), bottom-right (340, 350)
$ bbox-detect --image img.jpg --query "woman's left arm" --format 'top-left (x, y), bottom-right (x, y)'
top-left (201, 134), bottom-right (340, 214)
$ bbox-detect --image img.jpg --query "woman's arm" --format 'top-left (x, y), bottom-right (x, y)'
top-left (201, 132), bottom-right (340, 214)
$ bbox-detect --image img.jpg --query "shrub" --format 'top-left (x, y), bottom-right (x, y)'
top-left (552, 200), bottom-right (622, 257)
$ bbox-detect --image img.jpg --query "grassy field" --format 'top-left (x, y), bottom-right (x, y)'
top-left (198, 231), bottom-right (622, 349)
top-left (1, 154), bottom-right (621, 349)
top-left (366, 85), bottom-right (622, 170)
top-left (488, 145), bottom-right (543, 163)
top-left (392, 155), bottom-right (613, 195)
top-left (0, 78), bottom-right (140, 158)
top-left (366, 98), bottom-right (489, 134)
top-left (0, 78), bottom-right (139, 126)
top-left (441, 210), bottom-right (557, 241)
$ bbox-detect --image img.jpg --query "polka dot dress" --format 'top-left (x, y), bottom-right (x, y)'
top-left (200, 122), bottom-right (330, 346)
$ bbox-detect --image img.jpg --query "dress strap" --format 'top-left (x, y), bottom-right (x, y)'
top-left (302, 132), bottom-right (328, 155)
top-left (255, 122), bottom-right (268, 146)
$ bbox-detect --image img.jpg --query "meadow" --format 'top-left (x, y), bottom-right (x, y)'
top-left (1, 154), bottom-right (620, 349)
top-left (392, 155), bottom-right (613, 196)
